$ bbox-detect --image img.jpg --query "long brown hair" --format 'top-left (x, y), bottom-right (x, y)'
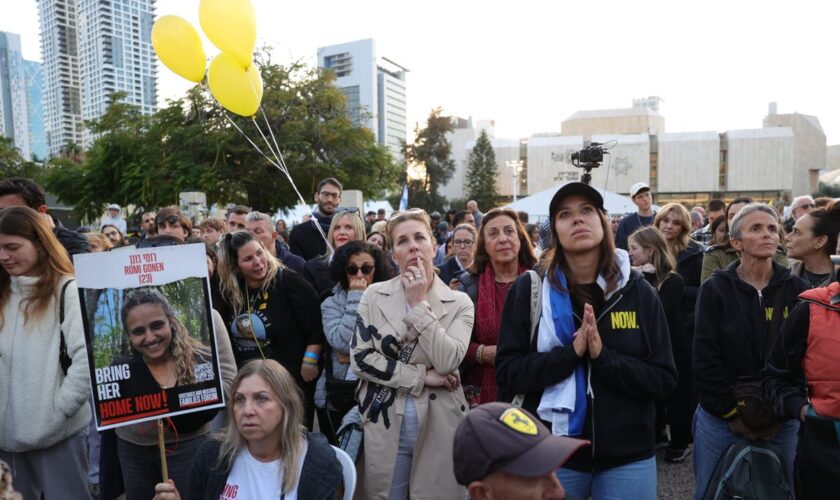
top-left (217, 230), bottom-right (281, 315)
top-left (653, 203), bottom-right (692, 258)
top-left (543, 205), bottom-right (619, 299)
top-left (628, 226), bottom-right (677, 289)
top-left (0, 207), bottom-right (74, 329)
top-left (218, 359), bottom-right (306, 494)
top-left (469, 208), bottom-right (537, 275)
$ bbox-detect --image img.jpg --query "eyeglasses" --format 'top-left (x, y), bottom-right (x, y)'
top-left (156, 215), bottom-right (181, 226)
top-left (346, 264), bottom-right (374, 276)
top-left (318, 191), bottom-right (341, 200)
top-left (453, 239), bottom-right (474, 247)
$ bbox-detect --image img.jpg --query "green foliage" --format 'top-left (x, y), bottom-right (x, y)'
top-left (402, 108), bottom-right (455, 211)
top-left (0, 136), bottom-right (46, 182)
top-left (43, 54), bottom-right (402, 222)
top-left (465, 129), bottom-right (499, 209)
top-left (815, 182), bottom-right (840, 198)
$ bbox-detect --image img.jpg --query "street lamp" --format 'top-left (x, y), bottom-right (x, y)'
top-left (506, 160), bottom-right (524, 203)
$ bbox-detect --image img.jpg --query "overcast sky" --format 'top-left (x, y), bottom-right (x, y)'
top-left (4, 0), bottom-right (838, 145)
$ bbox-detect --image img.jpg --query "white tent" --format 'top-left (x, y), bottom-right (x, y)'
top-left (505, 182), bottom-right (641, 223)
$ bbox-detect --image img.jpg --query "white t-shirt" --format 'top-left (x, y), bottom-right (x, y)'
top-left (220, 443), bottom-right (308, 500)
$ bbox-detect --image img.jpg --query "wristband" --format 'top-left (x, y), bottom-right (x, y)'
top-left (302, 357), bottom-right (318, 366)
top-left (721, 407), bottom-right (739, 421)
top-left (304, 351), bottom-right (320, 361)
top-left (476, 345), bottom-right (484, 365)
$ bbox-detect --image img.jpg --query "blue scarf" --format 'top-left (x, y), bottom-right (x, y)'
top-left (549, 269), bottom-right (588, 436)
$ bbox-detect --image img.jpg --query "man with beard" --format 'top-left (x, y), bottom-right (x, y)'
top-left (289, 178), bottom-right (343, 260)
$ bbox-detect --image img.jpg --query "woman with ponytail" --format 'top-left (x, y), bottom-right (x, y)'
top-left (785, 200), bottom-right (840, 288)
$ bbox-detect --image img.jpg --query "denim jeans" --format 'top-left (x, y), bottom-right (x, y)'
top-left (117, 434), bottom-right (207, 500)
top-left (555, 456), bottom-right (657, 500)
top-left (388, 397), bottom-right (418, 500)
top-left (691, 405), bottom-right (799, 499)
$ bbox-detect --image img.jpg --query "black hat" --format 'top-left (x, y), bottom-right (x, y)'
top-left (548, 182), bottom-right (605, 221)
top-left (453, 403), bottom-right (589, 485)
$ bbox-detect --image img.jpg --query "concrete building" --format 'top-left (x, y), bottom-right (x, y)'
top-left (0, 32), bottom-right (31, 159)
top-left (827, 144), bottom-right (840, 174)
top-left (561, 106), bottom-right (665, 138)
top-left (76, 0), bottom-right (157, 145)
top-left (763, 103), bottom-right (827, 195)
top-left (38, 0), bottom-right (84, 157)
top-left (656, 132), bottom-right (720, 194)
top-left (441, 117), bottom-right (500, 202)
top-left (318, 39), bottom-right (407, 160)
top-left (23, 60), bottom-right (48, 160)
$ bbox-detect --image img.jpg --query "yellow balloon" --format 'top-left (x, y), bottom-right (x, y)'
top-left (208, 53), bottom-right (263, 117)
top-left (199, 0), bottom-right (257, 69)
top-left (151, 16), bottom-right (206, 83)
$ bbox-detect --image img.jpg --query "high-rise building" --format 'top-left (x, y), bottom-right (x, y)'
top-left (37, 0), bottom-right (84, 157)
top-left (76, 0), bottom-right (157, 144)
top-left (318, 39), bottom-right (407, 160)
top-left (0, 32), bottom-right (31, 160)
top-left (38, 0), bottom-right (157, 157)
top-left (23, 60), bottom-right (48, 161)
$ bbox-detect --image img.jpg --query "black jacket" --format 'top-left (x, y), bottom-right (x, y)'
top-left (438, 256), bottom-right (466, 286)
top-left (275, 240), bottom-right (305, 274)
top-left (693, 260), bottom-right (808, 419)
top-left (303, 256), bottom-right (336, 299)
top-left (289, 216), bottom-right (330, 261)
top-left (55, 224), bottom-right (90, 256)
top-left (185, 433), bottom-right (342, 500)
top-left (496, 268), bottom-right (677, 472)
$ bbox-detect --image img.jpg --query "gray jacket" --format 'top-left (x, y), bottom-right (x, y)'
top-left (315, 285), bottom-right (363, 408)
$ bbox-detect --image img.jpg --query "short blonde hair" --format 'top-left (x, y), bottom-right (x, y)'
top-left (86, 232), bottom-right (113, 252)
top-left (326, 210), bottom-right (366, 254)
top-left (386, 208), bottom-right (434, 244)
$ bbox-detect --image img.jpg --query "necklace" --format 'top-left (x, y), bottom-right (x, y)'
top-left (803, 269), bottom-right (830, 288)
top-left (736, 265), bottom-right (769, 291)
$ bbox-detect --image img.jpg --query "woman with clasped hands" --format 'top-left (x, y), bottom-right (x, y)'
top-left (351, 209), bottom-right (474, 500)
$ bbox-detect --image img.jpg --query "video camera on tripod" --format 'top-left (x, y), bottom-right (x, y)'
top-left (570, 142), bottom-right (608, 185)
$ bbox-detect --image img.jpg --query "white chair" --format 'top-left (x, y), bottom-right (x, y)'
top-left (332, 445), bottom-right (357, 500)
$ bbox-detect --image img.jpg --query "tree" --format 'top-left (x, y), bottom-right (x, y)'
top-left (43, 54), bottom-right (402, 222)
top-left (0, 136), bottom-right (44, 181)
top-left (465, 129), bottom-right (498, 209)
top-left (402, 108), bottom-right (455, 211)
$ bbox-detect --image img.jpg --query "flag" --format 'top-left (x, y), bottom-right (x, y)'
top-left (398, 184), bottom-right (409, 211)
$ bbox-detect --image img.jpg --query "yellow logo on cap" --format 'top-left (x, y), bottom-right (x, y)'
top-left (500, 408), bottom-right (538, 436)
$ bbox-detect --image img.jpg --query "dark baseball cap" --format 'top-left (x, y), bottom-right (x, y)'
top-left (453, 403), bottom-right (589, 485)
top-left (549, 182), bottom-right (605, 221)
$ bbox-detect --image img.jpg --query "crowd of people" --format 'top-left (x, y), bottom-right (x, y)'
top-left (0, 174), bottom-right (839, 499)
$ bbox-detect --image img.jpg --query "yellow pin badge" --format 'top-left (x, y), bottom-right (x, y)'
top-left (500, 408), bottom-right (538, 435)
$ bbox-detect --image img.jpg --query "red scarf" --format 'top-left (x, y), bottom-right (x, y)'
top-left (474, 263), bottom-right (526, 403)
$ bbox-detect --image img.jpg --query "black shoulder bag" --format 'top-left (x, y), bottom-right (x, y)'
top-left (58, 279), bottom-right (75, 376)
top-left (732, 288), bottom-right (786, 436)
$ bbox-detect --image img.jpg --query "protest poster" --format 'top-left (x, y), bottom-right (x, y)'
top-left (74, 244), bottom-right (225, 430)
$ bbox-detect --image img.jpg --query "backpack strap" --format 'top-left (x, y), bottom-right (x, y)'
top-left (512, 270), bottom-right (542, 408)
top-left (58, 279), bottom-right (75, 376)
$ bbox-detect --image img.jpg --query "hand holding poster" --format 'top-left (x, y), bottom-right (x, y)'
top-left (74, 244), bottom-right (225, 430)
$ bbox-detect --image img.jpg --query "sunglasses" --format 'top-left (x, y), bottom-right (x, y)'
top-left (156, 215), bottom-right (181, 226)
top-left (335, 207), bottom-right (360, 214)
top-left (346, 264), bottom-right (374, 276)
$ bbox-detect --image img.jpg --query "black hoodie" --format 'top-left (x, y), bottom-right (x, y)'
top-left (496, 268), bottom-right (677, 472)
top-left (693, 260), bottom-right (808, 419)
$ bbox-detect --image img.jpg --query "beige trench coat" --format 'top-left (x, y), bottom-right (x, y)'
top-left (351, 275), bottom-right (474, 500)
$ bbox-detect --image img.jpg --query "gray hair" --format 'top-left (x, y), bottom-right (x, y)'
top-left (729, 203), bottom-right (779, 240)
top-left (246, 211), bottom-right (274, 229)
top-left (690, 211), bottom-right (702, 225)
top-left (792, 195), bottom-right (815, 209)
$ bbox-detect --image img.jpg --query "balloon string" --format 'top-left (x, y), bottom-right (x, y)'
top-left (249, 116), bottom-right (332, 252)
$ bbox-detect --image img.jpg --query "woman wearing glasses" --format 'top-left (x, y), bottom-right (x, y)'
top-left (457, 208), bottom-right (537, 405)
top-left (439, 223), bottom-right (477, 289)
top-left (303, 208), bottom-right (366, 298)
top-left (314, 241), bottom-right (391, 441)
top-left (351, 209), bottom-right (474, 499)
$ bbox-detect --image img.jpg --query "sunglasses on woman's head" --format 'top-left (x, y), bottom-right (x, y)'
top-left (335, 207), bottom-right (360, 214)
top-left (346, 264), bottom-right (374, 276)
